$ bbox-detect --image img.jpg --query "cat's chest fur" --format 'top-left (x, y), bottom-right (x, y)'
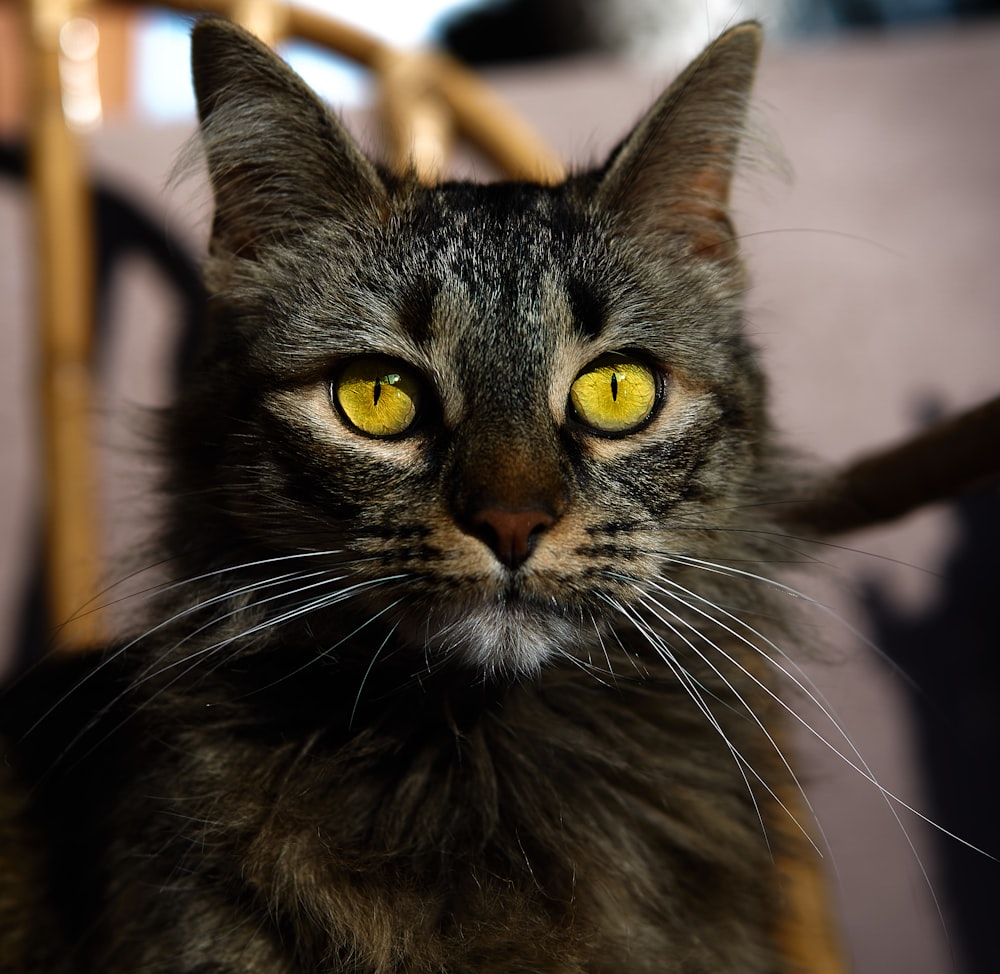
top-left (103, 652), bottom-right (784, 974)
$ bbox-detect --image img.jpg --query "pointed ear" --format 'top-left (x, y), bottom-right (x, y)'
top-left (594, 22), bottom-right (761, 261)
top-left (190, 18), bottom-right (388, 259)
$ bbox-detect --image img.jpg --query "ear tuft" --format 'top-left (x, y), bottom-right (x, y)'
top-left (190, 18), bottom-right (387, 259)
top-left (595, 22), bottom-right (762, 261)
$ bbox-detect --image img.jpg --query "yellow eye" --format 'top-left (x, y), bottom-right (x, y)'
top-left (570, 355), bottom-right (658, 434)
top-left (333, 357), bottom-right (421, 437)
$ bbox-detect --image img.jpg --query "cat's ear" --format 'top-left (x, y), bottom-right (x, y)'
top-left (190, 18), bottom-right (388, 258)
top-left (594, 22), bottom-right (761, 261)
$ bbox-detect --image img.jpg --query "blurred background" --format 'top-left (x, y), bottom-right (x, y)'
top-left (2, 0), bottom-right (1000, 130)
top-left (1, 2), bottom-right (998, 974)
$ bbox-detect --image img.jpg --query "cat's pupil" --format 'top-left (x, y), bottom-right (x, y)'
top-left (610, 373), bottom-right (619, 401)
top-left (372, 374), bottom-right (403, 407)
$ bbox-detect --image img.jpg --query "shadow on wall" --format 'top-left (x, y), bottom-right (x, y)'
top-left (862, 471), bottom-right (1000, 974)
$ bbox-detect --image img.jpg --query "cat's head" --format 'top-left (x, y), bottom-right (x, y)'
top-left (172, 19), bottom-right (773, 676)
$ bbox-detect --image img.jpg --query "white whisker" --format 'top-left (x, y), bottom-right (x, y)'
top-left (628, 556), bottom-right (994, 948)
top-left (349, 618), bottom-right (402, 729)
top-left (44, 571), bottom-right (410, 772)
top-left (596, 592), bottom-right (776, 858)
top-left (650, 561), bottom-right (992, 856)
top-left (625, 583), bottom-right (822, 857)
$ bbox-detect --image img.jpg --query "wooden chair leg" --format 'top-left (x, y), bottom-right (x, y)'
top-left (772, 725), bottom-right (850, 973)
top-left (25, 0), bottom-right (103, 649)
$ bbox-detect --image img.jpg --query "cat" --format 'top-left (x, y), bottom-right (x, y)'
top-left (1, 17), bottom-right (818, 974)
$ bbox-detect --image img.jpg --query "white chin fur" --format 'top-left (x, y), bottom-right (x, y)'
top-left (420, 601), bottom-right (582, 677)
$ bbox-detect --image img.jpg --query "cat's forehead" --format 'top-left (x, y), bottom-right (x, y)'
top-left (404, 183), bottom-right (592, 283)
top-left (392, 182), bottom-right (606, 344)
top-left (384, 183), bottom-right (709, 367)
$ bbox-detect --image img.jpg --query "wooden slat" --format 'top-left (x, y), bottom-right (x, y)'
top-left (25, 0), bottom-right (103, 648)
top-left (780, 395), bottom-right (1000, 537)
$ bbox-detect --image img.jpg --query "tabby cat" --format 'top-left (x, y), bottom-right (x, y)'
top-left (1, 18), bottom-right (815, 973)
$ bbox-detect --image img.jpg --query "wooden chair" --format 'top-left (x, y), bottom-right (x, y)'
top-left (16, 1), bottom-right (1000, 970)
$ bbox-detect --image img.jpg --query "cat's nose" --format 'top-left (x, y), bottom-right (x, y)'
top-left (466, 506), bottom-right (556, 570)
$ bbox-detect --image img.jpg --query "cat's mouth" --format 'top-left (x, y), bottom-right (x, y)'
top-left (402, 587), bottom-right (583, 676)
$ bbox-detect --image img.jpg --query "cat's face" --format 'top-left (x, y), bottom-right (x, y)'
top-left (177, 20), bottom-right (770, 675)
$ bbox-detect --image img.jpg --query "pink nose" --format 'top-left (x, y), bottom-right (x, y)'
top-left (467, 506), bottom-right (556, 570)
